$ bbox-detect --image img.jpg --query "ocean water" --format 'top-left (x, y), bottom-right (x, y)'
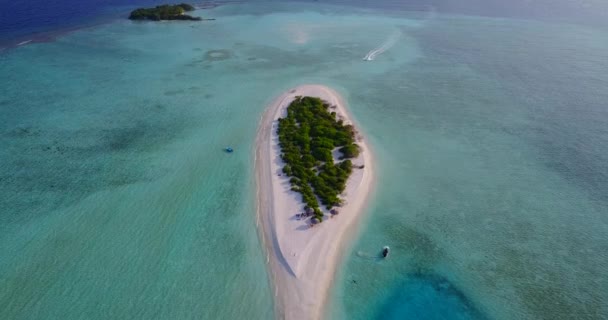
top-left (0, 0), bottom-right (156, 45)
top-left (1, 1), bottom-right (607, 320)
top-left (2, 0), bottom-right (607, 47)
top-left (329, 15), bottom-right (608, 320)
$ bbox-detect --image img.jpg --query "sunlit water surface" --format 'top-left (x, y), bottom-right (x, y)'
top-left (1, 2), bottom-right (607, 319)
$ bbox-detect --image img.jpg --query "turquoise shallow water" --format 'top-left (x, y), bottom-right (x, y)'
top-left (330, 15), bottom-right (608, 320)
top-left (1, 2), bottom-right (607, 319)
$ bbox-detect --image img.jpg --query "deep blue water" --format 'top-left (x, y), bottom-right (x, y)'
top-left (375, 274), bottom-right (485, 320)
top-left (1, 0), bottom-right (607, 46)
top-left (0, 0), bottom-right (159, 45)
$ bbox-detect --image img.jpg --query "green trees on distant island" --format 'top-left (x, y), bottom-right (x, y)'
top-left (129, 3), bottom-right (201, 21)
top-left (277, 96), bottom-right (360, 221)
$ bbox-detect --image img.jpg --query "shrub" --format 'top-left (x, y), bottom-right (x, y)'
top-left (282, 165), bottom-right (292, 176)
top-left (276, 95), bottom-right (359, 223)
top-left (339, 144), bottom-right (360, 159)
top-left (129, 4), bottom-right (201, 21)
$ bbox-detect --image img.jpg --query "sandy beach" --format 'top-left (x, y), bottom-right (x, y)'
top-left (255, 84), bottom-right (375, 319)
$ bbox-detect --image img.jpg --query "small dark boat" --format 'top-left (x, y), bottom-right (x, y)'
top-left (225, 147), bottom-right (234, 153)
top-left (382, 246), bottom-right (390, 258)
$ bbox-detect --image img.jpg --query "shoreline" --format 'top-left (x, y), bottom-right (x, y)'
top-left (255, 84), bottom-right (375, 319)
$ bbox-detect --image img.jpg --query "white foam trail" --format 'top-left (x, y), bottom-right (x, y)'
top-left (356, 250), bottom-right (379, 261)
top-left (363, 30), bottom-right (401, 61)
top-left (16, 40), bottom-right (32, 46)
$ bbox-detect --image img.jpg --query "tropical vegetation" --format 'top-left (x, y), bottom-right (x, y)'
top-left (277, 96), bottom-right (360, 222)
top-left (128, 4), bottom-right (201, 21)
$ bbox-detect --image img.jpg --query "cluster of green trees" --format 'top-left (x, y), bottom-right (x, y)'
top-left (129, 4), bottom-right (201, 21)
top-left (277, 96), bottom-right (360, 221)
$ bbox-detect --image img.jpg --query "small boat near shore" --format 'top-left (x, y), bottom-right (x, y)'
top-left (382, 246), bottom-right (390, 258)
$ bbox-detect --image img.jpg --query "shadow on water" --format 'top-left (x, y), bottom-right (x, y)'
top-left (374, 273), bottom-right (487, 320)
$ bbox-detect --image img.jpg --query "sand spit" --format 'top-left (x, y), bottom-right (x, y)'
top-left (255, 84), bottom-right (375, 319)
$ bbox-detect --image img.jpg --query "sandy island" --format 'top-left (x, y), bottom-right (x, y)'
top-left (255, 85), bottom-right (375, 319)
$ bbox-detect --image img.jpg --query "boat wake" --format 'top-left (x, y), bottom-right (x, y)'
top-left (363, 30), bottom-right (401, 61)
top-left (17, 40), bottom-right (32, 47)
top-left (356, 250), bottom-right (383, 261)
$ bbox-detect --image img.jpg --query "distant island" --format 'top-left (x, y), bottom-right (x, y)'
top-left (129, 3), bottom-right (202, 21)
top-left (277, 96), bottom-right (359, 222)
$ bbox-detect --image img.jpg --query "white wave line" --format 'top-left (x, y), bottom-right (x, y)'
top-left (17, 40), bottom-right (32, 46)
top-left (363, 30), bottom-right (401, 61)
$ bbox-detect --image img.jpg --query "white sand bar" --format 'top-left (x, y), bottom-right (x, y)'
top-left (255, 85), bottom-right (375, 319)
